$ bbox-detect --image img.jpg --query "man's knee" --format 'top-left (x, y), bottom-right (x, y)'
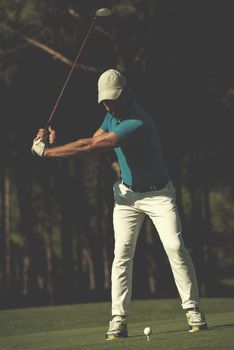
top-left (114, 241), bottom-right (136, 260)
top-left (164, 238), bottom-right (187, 256)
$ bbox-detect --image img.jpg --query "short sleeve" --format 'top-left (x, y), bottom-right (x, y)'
top-left (113, 119), bottom-right (143, 139)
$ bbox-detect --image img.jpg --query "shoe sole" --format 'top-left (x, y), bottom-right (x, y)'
top-left (106, 331), bottom-right (128, 341)
top-left (106, 335), bottom-right (128, 341)
top-left (189, 324), bottom-right (208, 333)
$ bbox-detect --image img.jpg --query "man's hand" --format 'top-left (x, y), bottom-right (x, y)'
top-left (48, 126), bottom-right (56, 144)
top-left (36, 126), bottom-right (56, 145)
top-left (31, 126), bottom-right (57, 157)
top-left (31, 138), bottom-right (47, 157)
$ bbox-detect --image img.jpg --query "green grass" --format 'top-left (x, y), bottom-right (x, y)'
top-left (0, 298), bottom-right (234, 350)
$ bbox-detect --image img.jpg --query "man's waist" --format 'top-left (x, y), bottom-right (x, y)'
top-left (120, 178), bottom-right (169, 192)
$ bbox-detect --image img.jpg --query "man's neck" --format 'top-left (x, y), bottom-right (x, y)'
top-left (113, 100), bottom-right (136, 121)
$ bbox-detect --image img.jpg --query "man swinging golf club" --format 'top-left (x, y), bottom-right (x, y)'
top-left (32, 69), bottom-right (208, 339)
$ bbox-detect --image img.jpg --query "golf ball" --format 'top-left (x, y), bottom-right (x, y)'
top-left (144, 327), bottom-right (152, 336)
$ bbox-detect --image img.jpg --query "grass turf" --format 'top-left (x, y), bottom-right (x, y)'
top-left (0, 298), bottom-right (234, 350)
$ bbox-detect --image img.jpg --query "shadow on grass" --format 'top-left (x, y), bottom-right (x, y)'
top-left (128, 334), bottom-right (145, 339)
top-left (129, 323), bottom-right (234, 338)
top-left (161, 323), bottom-right (234, 335)
top-left (129, 329), bottom-right (186, 338)
top-left (208, 323), bottom-right (234, 330)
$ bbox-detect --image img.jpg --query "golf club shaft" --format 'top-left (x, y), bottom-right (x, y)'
top-left (45, 17), bottom-right (96, 129)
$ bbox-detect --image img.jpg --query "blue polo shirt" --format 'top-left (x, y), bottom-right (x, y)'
top-left (100, 102), bottom-right (169, 187)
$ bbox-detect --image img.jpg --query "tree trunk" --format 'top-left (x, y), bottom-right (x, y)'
top-left (53, 160), bottom-right (75, 302)
top-left (0, 169), bottom-right (11, 305)
top-left (188, 153), bottom-right (205, 295)
top-left (202, 181), bottom-right (217, 295)
top-left (16, 163), bottom-right (40, 306)
top-left (42, 176), bottom-right (55, 306)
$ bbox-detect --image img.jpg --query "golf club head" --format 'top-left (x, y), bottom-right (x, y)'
top-left (94, 8), bottom-right (112, 20)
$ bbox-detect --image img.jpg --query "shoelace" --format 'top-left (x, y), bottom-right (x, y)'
top-left (109, 320), bottom-right (123, 332)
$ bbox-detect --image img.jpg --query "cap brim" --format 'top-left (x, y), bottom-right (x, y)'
top-left (98, 89), bottom-right (123, 103)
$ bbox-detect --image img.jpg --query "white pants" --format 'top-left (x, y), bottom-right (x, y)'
top-left (111, 180), bottom-right (199, 317)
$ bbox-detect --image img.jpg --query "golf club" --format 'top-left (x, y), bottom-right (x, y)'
top-left (44, 8), bottom-right (112, 129)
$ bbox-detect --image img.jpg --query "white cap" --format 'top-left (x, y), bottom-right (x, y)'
top-left (98, 69), bottom-right (127, 103)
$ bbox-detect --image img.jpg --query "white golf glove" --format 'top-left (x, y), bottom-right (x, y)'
top-left (31, 138), bottom-right (47, 157)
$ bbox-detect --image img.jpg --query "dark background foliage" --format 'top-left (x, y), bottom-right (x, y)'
top-left (0, 0), bottom-right (234, 309)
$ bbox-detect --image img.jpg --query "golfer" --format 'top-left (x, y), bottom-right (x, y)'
top-left (32, 69), bottom-right (207, 339)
